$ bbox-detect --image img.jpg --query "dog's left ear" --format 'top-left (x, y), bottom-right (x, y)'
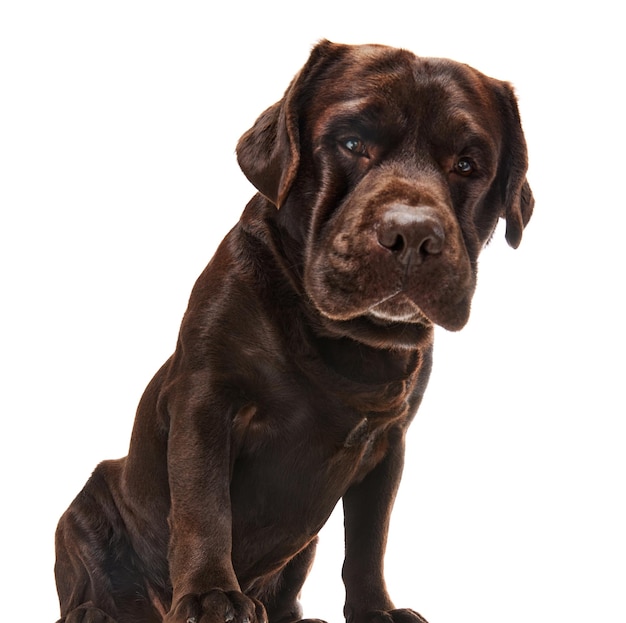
top-left (492, 80), bottom-right (535, 249)
top-left (236, 40), bottom-right (340, 208)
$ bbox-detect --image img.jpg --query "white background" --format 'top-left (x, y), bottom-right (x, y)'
top-left (1, 1), bottom-right (624, 622)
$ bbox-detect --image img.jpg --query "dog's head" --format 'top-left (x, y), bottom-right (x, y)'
top-left (237, 41), bottom-right (533, 345)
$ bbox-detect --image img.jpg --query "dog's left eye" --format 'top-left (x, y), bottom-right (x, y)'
top-left (454, 157), bottom-right (475, 176)
top-left (343, 137), bottom-right (369, 157)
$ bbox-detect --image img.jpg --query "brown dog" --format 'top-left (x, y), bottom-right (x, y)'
top-left (54, 40), bottom-right (533, 623)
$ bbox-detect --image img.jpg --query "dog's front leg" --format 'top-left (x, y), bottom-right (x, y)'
top-left (163, 384), bottom-right (266, 623)
top-left (342, 426), bottom-right (429, 623)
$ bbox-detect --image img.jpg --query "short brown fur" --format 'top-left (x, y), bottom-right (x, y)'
top-left (54, 40), bottom-right (533, 623)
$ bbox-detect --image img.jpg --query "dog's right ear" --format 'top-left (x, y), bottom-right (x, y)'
top-left (236, 40), bottom-right (340, 208)
top-left (236, 98), bottom-right (298, 209)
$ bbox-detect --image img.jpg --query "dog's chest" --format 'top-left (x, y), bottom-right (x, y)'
top-left (229, 400), bottom-right (400, 577)
top-left (227, 355), bottom-right (419, 582)
top-left (230, 385), bottom-right (408, 511)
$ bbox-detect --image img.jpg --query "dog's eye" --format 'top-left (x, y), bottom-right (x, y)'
top-left (454, 158), bottom-right (475, 176)
top-left (343, 137), bottom-right (369, 157)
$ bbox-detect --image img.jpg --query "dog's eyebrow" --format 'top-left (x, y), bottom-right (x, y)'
top-left (314, 98), bottom-right (394, 135)
top-left (446, 111), bottom-right (498, 150)
top-left (322, 97), bottom-right (378, 114)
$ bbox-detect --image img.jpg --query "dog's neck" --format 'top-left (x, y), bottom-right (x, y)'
top-left (314, 333), bottom-right (421, 385)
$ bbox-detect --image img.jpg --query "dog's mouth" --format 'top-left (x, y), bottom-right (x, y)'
top-left (306, 255), bottom-right (475, 333)
top-left (367, 293), bottom-right (429, 324)
top-left (366, 285), bottom-right (473, 332)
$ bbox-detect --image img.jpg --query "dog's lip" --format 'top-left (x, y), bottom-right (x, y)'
top-left (367, 286), bottom-right (473, 332)
top-left (417, 292), bottom-right (472, 331)
top-left (314, 284), bottom-right (472, 331)
top-left (367, 293), bottom-right (429, 324)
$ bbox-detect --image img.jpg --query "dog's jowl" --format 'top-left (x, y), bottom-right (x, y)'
top-left (54, 40), bottom-right (533, 623)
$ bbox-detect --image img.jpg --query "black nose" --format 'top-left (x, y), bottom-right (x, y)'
top-left (377, 205), bottom-right (445, 264)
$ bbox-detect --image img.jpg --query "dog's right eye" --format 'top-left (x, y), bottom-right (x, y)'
top-left (454, 157), bottom-right (475, 176)
top-left (342, 137), bottom-right (369, 157)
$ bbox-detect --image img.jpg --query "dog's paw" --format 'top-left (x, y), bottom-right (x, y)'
top-left (165, 590), bottom-right (267, 623)
top-left (358, 609), bottom-right (429, 623)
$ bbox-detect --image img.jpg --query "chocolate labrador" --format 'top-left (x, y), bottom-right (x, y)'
top-left (54, 40), bottom-right (533, 623)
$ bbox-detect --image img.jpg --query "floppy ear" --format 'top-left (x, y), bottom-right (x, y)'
top-left (236, 96), bottom-right (299, 208)
top-left (493, 81), bottom-right (534, 249)
top-left (236, 40), bottom-right (339, 208)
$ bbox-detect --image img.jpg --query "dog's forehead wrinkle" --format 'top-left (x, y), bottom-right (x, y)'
top-left (407, 61), bottom-right (495, 120)
top-left (313, 98), bottom-right (383, 134)
top-left (311, 62), bottom-right (498, 154)
top-left (315, 80), bottom-right (495, 160)
top-left (313, 93), bottom-right (409, 138)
